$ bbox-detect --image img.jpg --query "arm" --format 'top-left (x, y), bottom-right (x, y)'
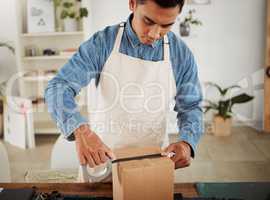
top-left (165, 49), bottom-right (203, 168)
top-left (45, 36), bottom-right (99, 139)
top-left (45, 32), bottom-right (114, 167)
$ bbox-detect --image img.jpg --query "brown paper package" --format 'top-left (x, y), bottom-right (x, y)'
top-left (112, 146), bottom-right (174, 200)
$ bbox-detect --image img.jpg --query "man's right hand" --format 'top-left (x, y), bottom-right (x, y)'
top-left (74, 124), bottom-right (115, 168)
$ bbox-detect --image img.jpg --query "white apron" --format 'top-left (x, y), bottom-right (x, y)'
top-left (88, 23), bottom-right (176, 149)
top-left (53, 23), bottom-right (177, 182)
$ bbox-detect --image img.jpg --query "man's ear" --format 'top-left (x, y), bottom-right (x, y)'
top-left (129, 0), bottom-right (137, 12)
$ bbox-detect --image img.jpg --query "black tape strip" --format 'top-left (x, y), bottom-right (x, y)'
top-left (111, 153), bottom-right (163, 164)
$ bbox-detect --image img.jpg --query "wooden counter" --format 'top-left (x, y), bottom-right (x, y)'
top-left (0, 183), bottom-right (198, 198)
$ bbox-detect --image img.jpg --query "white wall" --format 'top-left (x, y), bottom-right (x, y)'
top-left (0, 0), bottom-right (17, 83)
top-left (176, 0), bottom-right (266, 129)
top-left (0, 0), bottom-right (266, 129)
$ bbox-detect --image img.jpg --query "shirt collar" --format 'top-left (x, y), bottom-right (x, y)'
top-left (125, 14), bottom-right (161, 49)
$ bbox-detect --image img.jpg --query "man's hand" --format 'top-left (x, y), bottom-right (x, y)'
top-left (74, 124), bottom-right (115, 168)
top-left (164, 141), bottom-right (192, 169)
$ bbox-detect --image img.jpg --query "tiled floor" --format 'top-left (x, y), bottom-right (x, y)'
top-left (1, 126), bottom-right (270, 183)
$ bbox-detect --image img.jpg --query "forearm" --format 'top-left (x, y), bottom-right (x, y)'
top-left (177, 106), bottom-right (203, 157)
top-left (45, 77), bottom-right (88, 140)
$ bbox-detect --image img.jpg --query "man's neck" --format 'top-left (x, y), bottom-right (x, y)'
top-left (130, 14), bottom-right (140, 41)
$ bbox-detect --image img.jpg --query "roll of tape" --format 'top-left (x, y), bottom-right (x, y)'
top-left (80, 161), bottom-right (112, 183)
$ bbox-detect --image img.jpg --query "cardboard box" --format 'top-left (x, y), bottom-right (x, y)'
top-left (112, 146), bottom-right (174, 200)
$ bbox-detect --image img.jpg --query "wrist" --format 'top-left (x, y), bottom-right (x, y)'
top-left (74, 124), bottom-right (90, 139)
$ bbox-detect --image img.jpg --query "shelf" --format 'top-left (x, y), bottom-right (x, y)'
top-left (35, 127), bottom-right (60, 134)
top-left (23, 55), bottom-right (71, 61)
top-left (23, 75), bottom-right (55, 82)
top-left (21, 31), bottom-right (84, 38)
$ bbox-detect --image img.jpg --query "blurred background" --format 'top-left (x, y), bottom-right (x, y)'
top-left (0, 0), bottom-right (269, 183)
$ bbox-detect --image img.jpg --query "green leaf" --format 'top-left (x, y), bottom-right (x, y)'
top-left (0, 42), bottom-right (15, 54)
top-left (60, 10), bottom-right (69, 19)
top-left (218, 100), bottom-right (231, 117)
top-left (53, 0), bottom-right (62, 7)
top-left (204, 99), bottom-right (219, 109)
top-left (203, 106), bottom-right (217, 113)
top-left (205, 82), bottom-right (223, 95)
top-left (231, 93), bottom-right (254, 104)
top-left (79, 7), bottom-right (88, 18)
top-left (63, 2), bottom-right (73, 8)
top-left (222, 85), bottom-right (241, 96)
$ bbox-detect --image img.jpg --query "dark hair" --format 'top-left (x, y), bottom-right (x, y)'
top-left (136, 0), bottom-right (185, 11)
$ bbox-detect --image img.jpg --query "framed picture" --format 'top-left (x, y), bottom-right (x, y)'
top-left (187, 0), bottom-right (211, 5)
top-left (27, 0), bottom-right (55, 33)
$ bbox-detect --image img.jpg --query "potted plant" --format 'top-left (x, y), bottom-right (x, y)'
top-left (179, 9), bottom-right (202, 37)
top-left (204, 82), bottom-right (254, 136)
top-left (60, 0), bottom-right (88, 32)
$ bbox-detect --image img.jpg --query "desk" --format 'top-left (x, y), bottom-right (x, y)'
top-left (0, 183), bottom-right (198, 198)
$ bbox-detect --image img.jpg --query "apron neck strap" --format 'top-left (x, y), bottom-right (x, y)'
top-left (113, 22), bottom-right (170, 62)
top-left (163, 35), bottom-right (170, 62)
top-left (113, 23), bottom-right (125, 52)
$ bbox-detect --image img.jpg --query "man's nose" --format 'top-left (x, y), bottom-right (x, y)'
top-left (148, 25), bottom-right (161, 40)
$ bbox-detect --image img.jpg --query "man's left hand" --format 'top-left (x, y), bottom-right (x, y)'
top-left (164, 141), bottom-right (192, 169)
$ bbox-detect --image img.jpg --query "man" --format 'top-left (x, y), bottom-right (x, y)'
top-left (45, 0), bottom-right (203, 171)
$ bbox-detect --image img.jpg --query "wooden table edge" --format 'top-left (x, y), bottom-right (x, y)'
top-left (0, 182), bottom-right (198, 198)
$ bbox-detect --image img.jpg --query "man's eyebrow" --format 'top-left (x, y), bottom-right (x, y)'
top-left (144, 16), bottom-right (175, 27)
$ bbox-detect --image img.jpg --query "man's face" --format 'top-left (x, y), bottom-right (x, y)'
top-left (129, 0), bottom-right (180, 45)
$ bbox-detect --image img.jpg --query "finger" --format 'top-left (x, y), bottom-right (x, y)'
top-left (75, 139), bottom-right (87, 165)
top-left (175, 159), bottom-right (191, 169)
top-left (91, 151), bottom-right (102, 165)
top-left (170, 147), bottom-right (185, 162)
top-left (171, 152), bottom-right (183, 162)
top-left (78, 152), bottom-right (87, 165)
top-left (84, 151), bottom-right (96, 168)
top-left (163, 144), bottom-right (175, 154)
top-left (104, 146), bottom-right (116, 160)
top-left (98, 150), bottom-right (108, 163)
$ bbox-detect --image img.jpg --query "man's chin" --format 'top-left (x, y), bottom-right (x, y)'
top-left (141, 39), bottom-right (155, 45)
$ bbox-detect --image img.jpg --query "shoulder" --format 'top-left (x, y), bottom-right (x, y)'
top-left (83, 24), bottom-right (119, 50)
top-left (167, 31), bottom-right (194, 63)
top-left (77, 24), bottom-right (120, 65)
top-left (166, 31), bottom-right (198, 86)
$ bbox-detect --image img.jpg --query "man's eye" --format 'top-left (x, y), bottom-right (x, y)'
top-left (161, 25), bottom-right (172, 29)
top-left (144, 19), bottom-right (153, 25)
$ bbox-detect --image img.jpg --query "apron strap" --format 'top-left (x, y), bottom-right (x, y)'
top-left (113, 23), bottom-right (125, 52)
top-left (163, 35), bottom-right (170, 62)
top-left (113, 22), bottom-right (170, 62)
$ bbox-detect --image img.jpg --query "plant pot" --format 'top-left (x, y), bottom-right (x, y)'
top-left (180, 22), bottom-right (190, 37)
top-left (63, 18), bottom-right (78, 32)
top-left (212, 115), bottom-right (232, 136)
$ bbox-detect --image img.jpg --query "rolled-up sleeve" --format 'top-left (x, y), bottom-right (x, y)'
top-left (174, 50), bottom-right (204, 157)
top-left (44, 33), bottom-right (104, 140)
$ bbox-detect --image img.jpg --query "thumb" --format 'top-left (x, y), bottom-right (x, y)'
top-left (163, 144), bottom-right (176, 154)
top-left (163, 144), bottom-right (178, 162)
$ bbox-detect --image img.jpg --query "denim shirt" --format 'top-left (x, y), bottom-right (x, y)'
top-left (45, 14), bottom-right (203, 157)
